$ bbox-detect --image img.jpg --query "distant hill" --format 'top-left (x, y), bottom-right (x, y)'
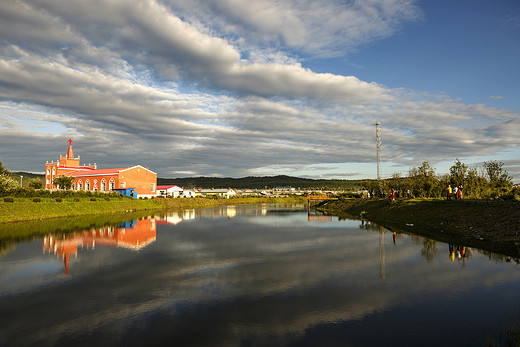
top-left (11, 172), bottom-right (365, 190)
top-left (158, 175), bottom-right (364, 190)
top-left (11, 172), bottom-right (45, 188)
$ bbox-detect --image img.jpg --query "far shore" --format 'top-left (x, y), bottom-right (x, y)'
top-left (0, 195), bottom-right (306, 224)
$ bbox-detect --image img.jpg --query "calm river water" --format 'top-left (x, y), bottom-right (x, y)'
top-left (1, 204), bottom-right (519, 346)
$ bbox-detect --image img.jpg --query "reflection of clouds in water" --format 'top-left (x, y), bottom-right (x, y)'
top-left (1, 205), bottom-right (520, 345)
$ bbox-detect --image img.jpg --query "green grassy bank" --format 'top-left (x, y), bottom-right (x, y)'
top-left (0, 196), bottom-right (305, 224)
top-left (316, 198), bottom-right (520, 258)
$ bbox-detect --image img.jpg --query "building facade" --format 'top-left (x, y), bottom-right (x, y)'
top-left (45, 140), bottom-right (157, 198)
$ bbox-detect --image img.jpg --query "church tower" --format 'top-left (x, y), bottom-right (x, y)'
top-left (44, 139), bottom-right (96, 189)
top-left (59, 139), bottom-right (80, 167)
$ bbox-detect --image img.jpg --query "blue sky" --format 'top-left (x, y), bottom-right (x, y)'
top-left (0, 0), bottom-right (519, 182)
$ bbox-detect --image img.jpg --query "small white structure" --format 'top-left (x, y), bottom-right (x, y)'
top-left (181, 189), bottom-right (196, 198)
top-left (199, 189), bottom-right (237, 199)
top-left (157, 185), bottom-right (184, 197)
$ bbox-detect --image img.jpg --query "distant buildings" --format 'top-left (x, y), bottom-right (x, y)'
top-left (44, 139), bottom-right (157, 198)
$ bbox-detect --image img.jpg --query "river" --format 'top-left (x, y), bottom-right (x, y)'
top-left (1, 204), bottom-right (519, 346)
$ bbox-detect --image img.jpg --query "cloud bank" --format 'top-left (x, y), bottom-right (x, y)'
top-left (0, 0), bottom-right (518, 180)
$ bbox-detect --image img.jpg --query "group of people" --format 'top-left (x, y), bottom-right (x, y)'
top-left (449, 244), bottom-right (468, 261)
top-left (446, 185), bottom-right (463, 200)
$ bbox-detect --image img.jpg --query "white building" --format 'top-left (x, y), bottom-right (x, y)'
top-left (181, 189), bottom-right (196, 198)
top-left (156, 185), bottom-right (184, 197)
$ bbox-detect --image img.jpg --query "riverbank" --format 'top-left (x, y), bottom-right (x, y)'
top-left (0, 196), bottom-right (305, 224)
top-left (316, 198), bottom-right (520, 258)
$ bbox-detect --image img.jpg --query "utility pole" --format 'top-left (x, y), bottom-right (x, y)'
top-left (20, 175), bottom-right (23, 188)
top-left (374, 121), bottom-right (381, 180)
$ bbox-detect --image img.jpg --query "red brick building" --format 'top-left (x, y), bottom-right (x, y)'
top-left (45, 139), bottom-right (157, 197)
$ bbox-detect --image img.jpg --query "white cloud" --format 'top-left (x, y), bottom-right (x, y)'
top-left (0, 0), bottom-right (518, 181)
top-left (167, 0), bottom-right (422, 57)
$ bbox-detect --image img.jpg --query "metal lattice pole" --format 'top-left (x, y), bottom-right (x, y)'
top-left (375, 121), bottom-right (381, 180)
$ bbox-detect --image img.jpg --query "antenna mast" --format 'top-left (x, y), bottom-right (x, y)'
top-left (374, 121), bottom-right (381, 180)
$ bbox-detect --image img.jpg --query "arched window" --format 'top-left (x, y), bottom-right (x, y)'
top-left (109, 178), bottom-right (115, 190)
top-left (101, 179), bottom-right (106, 191)
top-left (77, 180), bottom-right (83, 190)
top-left (85, 180), bottom-right (90, 191)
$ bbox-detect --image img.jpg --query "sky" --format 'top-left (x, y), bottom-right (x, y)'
top-left (1, 0), bottom-right (519, 182)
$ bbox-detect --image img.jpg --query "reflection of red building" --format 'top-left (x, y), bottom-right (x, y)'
top-left (43, 217), bottom-right (156, 274)
top-left (307, 214), bottom-right (333, 222)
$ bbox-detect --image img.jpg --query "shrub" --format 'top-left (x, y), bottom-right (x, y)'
top-left (90, 197), bottom-right (97, 201)
top-left (74, 198), bottom-right (80, 202)
top-left (4, 197), bottom-right (14, 202)
top-left (27, 178), bottom-right (43, 190)
top-left (55, 198), bottom-right (62, 202)
top-left (32, 198), bottom-right (41, 202)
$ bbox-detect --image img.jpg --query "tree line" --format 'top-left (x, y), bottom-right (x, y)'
top-left (363, 159), bottom-right (517, 200)
top-left (1, 160), bottom-right (517, 199)
top-left (0, 161), bottom-right (76, 195)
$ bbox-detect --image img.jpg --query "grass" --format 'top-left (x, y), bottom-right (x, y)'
top-left (0, 196), bottom-right (161, 223)
top-left (0, 195), bottom-right (306, 224)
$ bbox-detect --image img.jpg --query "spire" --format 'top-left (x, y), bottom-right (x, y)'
top-left (64, 253), bottom-right (70, 275)
top-left (66, 139), bottom-right (74, 159)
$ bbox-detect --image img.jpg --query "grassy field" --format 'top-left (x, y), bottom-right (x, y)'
top-left (316, 198), bottom-right (520, 258)
top-left (0, 195), bottom-right (306, 223)
top-left (0, 196), bottom-right (162, 223)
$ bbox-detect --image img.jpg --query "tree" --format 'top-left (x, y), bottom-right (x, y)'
top-left (0, 175), bottom-right (18, 194)
top-left (0, 161), bottom-right (11, 177)
top-left (449, 159), bottom-right (468, 187)
top-left (483, 161), bottom-right (512, 188)
top-left (412, 161), bottom-right (439, 198)
top-left (53, 175), bottom-right (75, 190)
top-left (27, 178), bottom-right (43, 190)
top-left (0, 161), bottom-right (17, 194)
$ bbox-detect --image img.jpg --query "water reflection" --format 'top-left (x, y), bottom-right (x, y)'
top-left (1, 204), bottom-right (520, 346)
top-left (42, 217), bottom-right (156, 275)
top-left (156, 204), bottom-right (271, 224)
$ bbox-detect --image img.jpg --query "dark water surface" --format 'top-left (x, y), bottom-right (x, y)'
top-left (1, 204), bottom-right (519, 346)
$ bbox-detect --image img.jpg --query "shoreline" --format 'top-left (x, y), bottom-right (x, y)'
top-left (0, 196), bottom-right (305, 224)
top-left (315, 198), bottom-right (520, 259)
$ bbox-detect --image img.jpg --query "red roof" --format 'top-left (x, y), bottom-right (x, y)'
top-left (67, 167), bottom-right (129, 177)
top-left (157, 185), bottom-right (183, 190)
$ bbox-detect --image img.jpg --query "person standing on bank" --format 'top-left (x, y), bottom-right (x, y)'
top-left (447, 185), bottom-right (452, 201)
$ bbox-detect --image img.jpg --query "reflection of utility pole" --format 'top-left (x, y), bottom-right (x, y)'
top-left (374, 121), bottom-right (381, 180)
top-left (379, 225), bottom-right (385, 280)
